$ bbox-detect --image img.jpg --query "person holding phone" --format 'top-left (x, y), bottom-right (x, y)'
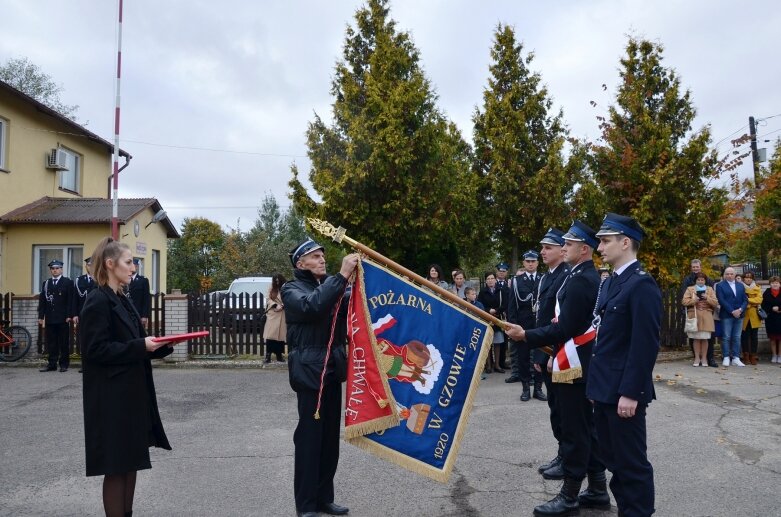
top-left (681, 272), bottom-right (718, 366)
top-left (80, 237), bottom-right (174, 517)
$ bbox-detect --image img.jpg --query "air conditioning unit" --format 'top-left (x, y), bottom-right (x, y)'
top-left (45, 148), bottom-right (68, 170)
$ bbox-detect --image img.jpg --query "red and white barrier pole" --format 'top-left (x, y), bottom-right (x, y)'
top-left (111, 0), bottom-right (123, 239)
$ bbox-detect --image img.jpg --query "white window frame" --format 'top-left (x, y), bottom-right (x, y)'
top-left (32, 245), bottom-right (84, 292)
top-left (58, 146), bottom-right (81, 193)
top-left (0, 116), bottom-right (7, 171)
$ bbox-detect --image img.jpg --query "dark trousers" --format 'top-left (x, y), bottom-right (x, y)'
top-left (540, 365), bottom-right (562, 452)
top-left (554, 382), bottom-right (603, 480)
top-left (742, 324), bottom-right (759, 354)
top-left (45, 322), bottom-right (70, 368)
top-left (265, 339), bottom-right (285, 359)
top-left (594, 402), bottom-right (655, 517)
top-left (510, 339), bottom-right (539, 384)
top-left (294, 383), bottom-right (341, 512)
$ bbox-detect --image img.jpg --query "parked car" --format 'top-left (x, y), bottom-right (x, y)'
top-left (221, 277), bottom-right (272, 330)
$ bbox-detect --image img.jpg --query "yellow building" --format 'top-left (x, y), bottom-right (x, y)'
top-left (0, 79), bottom-right (178, 295)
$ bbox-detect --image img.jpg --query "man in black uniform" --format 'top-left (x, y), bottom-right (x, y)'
top-left (590, 213), bottom-right (661, 517)
top-left (507, 221), bottom-right (608, 516)
top-left (38, 259), bottom-right (74, 372)
top-left (506, 250), bottom-right (545, 402)
top-left (71, 257), bottom-right (97, 373)
top-left (128, 258), bottom-right (152, 327)
top-left (530, 228), bottom-right (569, 479)
top-left (282, 238), bottom-right (358, 517)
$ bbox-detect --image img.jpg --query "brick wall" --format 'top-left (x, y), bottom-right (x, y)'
top-left (12, 295), bottom-right (40, 358)
top-left (163, 294), bottom-right (188, 362)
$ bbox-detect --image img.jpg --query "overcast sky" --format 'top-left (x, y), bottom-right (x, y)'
top-left (2, 0), bottom-right (779, 231)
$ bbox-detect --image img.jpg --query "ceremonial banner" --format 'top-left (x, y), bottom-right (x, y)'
top-left (345, 258), bottom-right (494, 482)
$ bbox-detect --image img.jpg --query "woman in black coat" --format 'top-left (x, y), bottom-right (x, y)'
top-left (80, 237), bottom-right (174, 517)
top-left (478, 271), bottom-right (508, 373)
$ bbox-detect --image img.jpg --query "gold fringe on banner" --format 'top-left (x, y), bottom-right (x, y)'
top-left (552, 365), bottom-right (582, 384)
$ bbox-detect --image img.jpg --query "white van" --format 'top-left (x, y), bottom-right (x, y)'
top-left (222, 276), bottom-right (272, 327)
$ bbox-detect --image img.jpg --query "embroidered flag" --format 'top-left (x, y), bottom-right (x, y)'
top-left (345, 258), bottom-right (494, 482)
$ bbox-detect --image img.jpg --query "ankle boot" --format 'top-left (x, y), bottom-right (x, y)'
top-left (264, 353), bottom-right (271, 363)
top-left (578, 470), bottom-right (611, 509)
top-left (520, 382), bottom-right (531, 401)
top-left (533, 477), bottom-right (582, 516)
top-left (533, 381), bottom-right (548, 401)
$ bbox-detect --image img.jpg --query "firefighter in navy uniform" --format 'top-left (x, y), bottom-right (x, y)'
top-left (71, 257), bottom-right (97, 373)
top-left (38, 259), bottom-right (74, 372)
top-left (506, 250), bottom-right (545, 402)
top-left (589, 213), bottom-right (661, 517)
top-left (506, 221), bottom-right (609, 517)
top-left (128, 258), bottom-right (152, 327)
top-left (529, 229), bottom-right (570, 479)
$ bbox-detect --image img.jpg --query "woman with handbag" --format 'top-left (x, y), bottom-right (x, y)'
top-left (762, 276), bottom-right (781, 363)
top-left (263, 273), bottom-right (287, 363)
top-left (741, 271), bottom-right (763, 365)
top-left (682, 272), bottom-right (718, 366)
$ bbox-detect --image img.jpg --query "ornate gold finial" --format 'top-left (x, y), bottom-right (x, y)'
top-left (308, 218), bottom-right (346, 243)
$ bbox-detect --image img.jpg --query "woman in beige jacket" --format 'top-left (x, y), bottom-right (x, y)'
top-left (263, 274), bottom-right (287, 362)
top-left (682, 272), bottom-right (719, 366)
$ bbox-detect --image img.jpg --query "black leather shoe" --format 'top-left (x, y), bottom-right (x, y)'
top-left (59, 367), bottom-right (68, 372)
top-left (542, 462), bottom-right (565, 480)
top-left (520, 383), bottom-right (531, 402)
top-left (39, 366), bottom-right (57, 372)
top-left (78, 368), bottom-right (83, 373)
top-left (533, 478), bottom-right (582, 516)
top-left (505, 376), bottom-right (522, 383)
top-left (533, 387), bottom-right (547, 401)
top-left (318, 502), bottom-right (349, 515)
top-left (538, 454), bottom-right (562, 474)
top-left (708, 360), bottom-right (718, 368)
top-left (578, 471), bottom-right (611, 510)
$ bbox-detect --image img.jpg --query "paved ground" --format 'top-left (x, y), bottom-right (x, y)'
top-left (1, 358), bottom-right (780, 516)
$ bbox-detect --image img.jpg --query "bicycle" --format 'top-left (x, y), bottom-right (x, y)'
top-left (0, 320), bottom-right (32, 362)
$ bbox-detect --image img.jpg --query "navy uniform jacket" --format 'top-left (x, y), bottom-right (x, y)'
top-left (38, 276), bottom-right (74, 324)
top-left (507, 273), bottom-right (540, 329)
top-left (71, 274), bottom-right (97, 318)
top-left (525, 261), bottom-right (599, 383)
top-left (586, 262), bottom-right (661, 405)
top-left (128, 275), bottom-right (152, 319)
top-left (532, 263), bottom-right (570, 363)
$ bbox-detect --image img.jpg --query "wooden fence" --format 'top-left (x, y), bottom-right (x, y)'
top-left (5, 285), bottom-right (691, 360)
top-left (186, 293), bottom-right (268, 356)
top-left (0, 292), bottom-right (11, 324)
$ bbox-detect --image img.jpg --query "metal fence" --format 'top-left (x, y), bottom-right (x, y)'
top-left (741, 263), bottom-right (781, 280)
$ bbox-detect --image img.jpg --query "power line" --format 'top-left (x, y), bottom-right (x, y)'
top-left (122, 139), bottom-right (307, 158)
top-left (17, 125), bottom-right (307, 158)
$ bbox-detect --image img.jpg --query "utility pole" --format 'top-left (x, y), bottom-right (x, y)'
top-left (749, 116), bottom-right (768, 279)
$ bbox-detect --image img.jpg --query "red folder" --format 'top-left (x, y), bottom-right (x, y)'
top-left (152, 331), bottom-right (209, 344)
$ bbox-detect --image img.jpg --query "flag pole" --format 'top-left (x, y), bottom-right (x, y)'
top-left (309, 218), bottom-right (502, 324)
top-left (308, 219), bottom-right (553, 356)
